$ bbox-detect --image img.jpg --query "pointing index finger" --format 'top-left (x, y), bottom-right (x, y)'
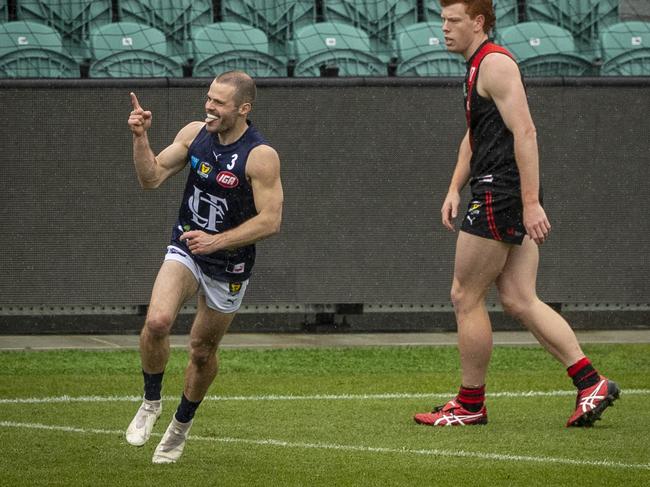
top-left (130, 92), bottom-right (142, 111)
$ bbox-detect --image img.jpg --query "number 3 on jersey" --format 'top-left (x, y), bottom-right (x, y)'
top-left (227, 154), bottom-right (238, 170)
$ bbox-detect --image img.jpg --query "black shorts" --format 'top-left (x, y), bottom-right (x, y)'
top-left (460, 190), bottom-right (526, 245)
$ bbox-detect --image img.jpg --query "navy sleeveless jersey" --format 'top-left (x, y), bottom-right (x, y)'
top-left (464, 40), bottom-right (521, 196)
top-left (170, 121), bottom-right (269, 282)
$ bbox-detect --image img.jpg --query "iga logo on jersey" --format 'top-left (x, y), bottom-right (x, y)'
top-left (216, 171), bottom-right (239, 188)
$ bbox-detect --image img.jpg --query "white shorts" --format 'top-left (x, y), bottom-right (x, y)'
top-left (164, 245), bottom-right (249, 313)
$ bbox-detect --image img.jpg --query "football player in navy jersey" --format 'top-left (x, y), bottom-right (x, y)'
top-left (126, 71), bottom-right (283, 463)
top-left (413, 1), bottom-right (619, 428)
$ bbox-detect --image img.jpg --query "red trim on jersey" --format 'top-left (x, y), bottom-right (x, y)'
top-left (465, 42), bottom-right (515, 150)
top-left (485, 191), bottom-right (502, 241)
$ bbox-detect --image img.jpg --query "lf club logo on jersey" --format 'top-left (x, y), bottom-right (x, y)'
top-left (216, 171), bottom-right (239, 189)
top-left (188, 185), bottom-right (228, 231)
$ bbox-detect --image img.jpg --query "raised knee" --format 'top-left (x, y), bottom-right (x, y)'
top-left (144, 312), bottom-right (173, 339)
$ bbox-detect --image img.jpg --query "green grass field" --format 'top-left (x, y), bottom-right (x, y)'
top-left (1, 344), bottom-right (649, 486)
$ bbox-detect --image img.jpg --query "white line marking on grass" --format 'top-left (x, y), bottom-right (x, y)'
top-left (1, 347), bottom-right (112, 351)
top-left (0, 421), bottom-right (123, 436)
top-left (0, 395), bottom-right (143, 404)
top-left (192, 436), bottom-right (650, 471)
top-left (1, 420), bottom-right (649, 471)
top-left (1, 389), bottom-right (648, 405)
top-left (87, 337), bottom-right (122, 348)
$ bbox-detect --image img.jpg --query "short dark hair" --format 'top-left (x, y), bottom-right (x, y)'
top-left (216, 71), bottom-right (257, 106)
top-left (440, 0), bottom-right (496, 34)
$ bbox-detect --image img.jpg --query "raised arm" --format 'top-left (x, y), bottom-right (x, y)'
top-left (128, 92), bottom-right (203, 189)
top-left (181, 144), bottom-right (283, 254)
top-left (441, 129), bottom-right (472, 232)
top-left (478, 54), bottom-right (551, 244)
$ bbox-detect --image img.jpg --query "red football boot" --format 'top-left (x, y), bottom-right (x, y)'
top-left (567, 376), bottom-right (620, 427)
top-left (414, 398), bottom-right (488, 426)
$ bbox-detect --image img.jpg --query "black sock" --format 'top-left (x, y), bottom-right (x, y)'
top-left (567, 357), bottom-right (599, 391)
top-left (143, 370), bottom-right (164, 401)
top-left (175, 393), bottom-right (202, 423)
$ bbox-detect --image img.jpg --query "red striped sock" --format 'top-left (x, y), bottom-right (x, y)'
top-left (457, 385), bottom-right (485, 412)
top-left (567, 357), bottom-right (599, 390)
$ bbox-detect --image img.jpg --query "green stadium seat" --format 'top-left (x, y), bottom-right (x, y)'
top-left (396, 21), bottom-right (466, 76)
top-left (426, 0), bottom-right (519, 34)
top-left (16, 0), bottom-right (112, 61)
top-left (525, 0), bottom-right (620, 59)
top-left (192, 22), bottom-right (285, 78)
top-left (118, 0), bottom-right (212, 61)
top-left (497, 21), bottom-right (594, 76)
top-left (600, 21), bottom-right (650, 75)
top-left (292, 22), bottom-right (386, 76)
top-left (322, 0), bottom-right (418, 60)
top-left (221, 0), bottom-right (316, 59)
top-left (88, 22), bottom-right (183, 78)
top-left (1, 2), bottom-right (7, 22)
top-left (0, 21), bottom-right (79, 78)
top-left (525, 0), bottom-right (565, 26)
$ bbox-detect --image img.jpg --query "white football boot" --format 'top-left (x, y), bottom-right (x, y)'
top-left (152, 416), bottom-right (193, 464)
top-left (125, 399), bottom-right (162, 446)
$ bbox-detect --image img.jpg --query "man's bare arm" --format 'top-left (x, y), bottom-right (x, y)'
top-left (128, 92), bottom-right (203, 189)
top-left (442, 129), bottom-right (472, 231)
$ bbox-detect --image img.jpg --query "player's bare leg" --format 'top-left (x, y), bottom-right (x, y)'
top-left (496, 237), bottom-right (620, 426)
top-left (496, 237), bottom-right (584, 367)
top-left (140, 261), bottom-right (199, 374)
top-left (126, 261), bottom-right (198, 447)
top-left (184, 295), bottom-right (235, 401)
top-left (415, 232), bottom-right (509, 426)
top-left (452, 232), bottom-right (509, 387)
top-left (152, 295), bottom-right (235, 463)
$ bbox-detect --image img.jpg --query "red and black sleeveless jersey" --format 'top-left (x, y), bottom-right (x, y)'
top-left (464, 40), bottom-right (521, 196)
